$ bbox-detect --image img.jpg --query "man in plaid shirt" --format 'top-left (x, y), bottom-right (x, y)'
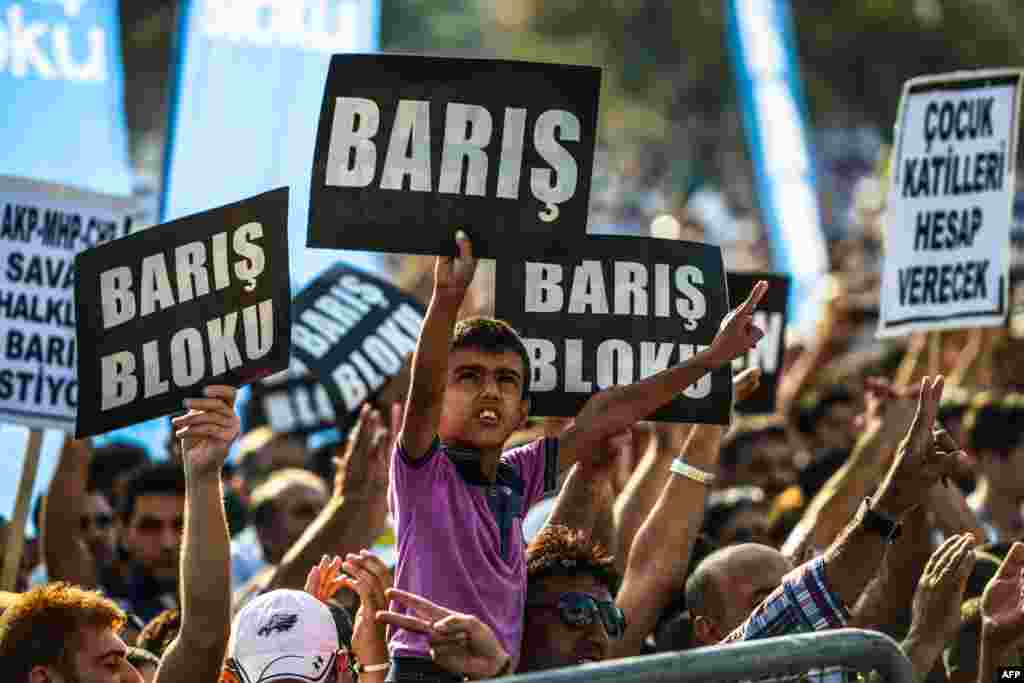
top-left (690, 377), bottom-right (962, 681)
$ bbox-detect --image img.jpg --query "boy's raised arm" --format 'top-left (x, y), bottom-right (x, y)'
top-left (400, 230), bottom-right (478, 461)
top-left (558, 280), bottom-right (768, 472)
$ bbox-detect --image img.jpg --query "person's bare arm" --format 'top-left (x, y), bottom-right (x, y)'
top-left (265, 404), bottom-right (391, 595)
top-left (849, 505), bottom-right (934, 634)
top-left (781, 378), bottom-right (916, 561)
top-left (822, 376), bottom-right (961, 613)
top-left (401, 230), bottom-right (477, 461)
top-left (559, 283), bottom-right (768, 473)
top-left (610, 423), bottom-right (724, 658)
top-left (545, 432), bottom-right (622, 553)
top-left (613, 369), bottom-right (760, 571)
top-left (41, 437), bottom-right (98, 586)
top-left (613, 425), bottom-right (682, 570)
top-left (155, 385), bottom-right (239, 683)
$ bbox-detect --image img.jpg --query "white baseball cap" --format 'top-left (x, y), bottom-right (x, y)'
top-left (226, 589), bottom-right (340, 683)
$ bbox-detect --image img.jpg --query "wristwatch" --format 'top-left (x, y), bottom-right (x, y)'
top-left (860, 497), bottom-right (902, 543)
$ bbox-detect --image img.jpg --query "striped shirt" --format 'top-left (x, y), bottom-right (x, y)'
top-left (722, 556), bottom-right (853, 683)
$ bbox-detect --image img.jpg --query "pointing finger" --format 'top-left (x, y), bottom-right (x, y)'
top-left (386, 588), bottom-right (449, 621)
top-left (740, 280), bottom-right (768, 314)
top-left (376, 610), bottom-right (433, 634)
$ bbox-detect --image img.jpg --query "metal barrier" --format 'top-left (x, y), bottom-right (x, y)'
top-left (500, 628), bottom-right (913, 683)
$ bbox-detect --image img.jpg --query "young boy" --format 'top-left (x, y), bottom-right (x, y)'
top-left (388, 230), bottom-right (766, 681)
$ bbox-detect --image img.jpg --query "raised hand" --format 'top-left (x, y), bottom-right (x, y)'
top-left (907, 533), bottom-right (977, 649)
top-left (339, 551), bottom-right (392, 674)
top-left (171, 385), bottom-right (240, 476)
top-left (377, 588), bottom-right (510, 679)
top-left (434, 230), bottom-right (478, 300)
top-left (981, 542), bottom-right (1024, 648)
top-left (873, 376), bottom-right (960, 519)
top-left (707, 281), bottom-right (767, 366)
top-left (333, 404), bottom-right (390, 499)
top-left (304, 555), bottom-right (346, 604)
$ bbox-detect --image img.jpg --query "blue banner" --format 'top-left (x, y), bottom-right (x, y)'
top-left (0, 0), bottom-right (132, 195)
top-left (726, 0), bottom-right (828, 330)
top-left (161, 0), bottom-right (381, 288)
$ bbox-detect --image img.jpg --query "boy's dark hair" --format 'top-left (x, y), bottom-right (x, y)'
top-left (451, 317), bottom-right (531, 398)
top-left (526, 525), bottom-right (619, 595)
top-left (118, 463), bottom-right (186, 524)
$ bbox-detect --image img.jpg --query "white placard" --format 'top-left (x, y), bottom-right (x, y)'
top-left (879, 69), bottom-right (1023, 337)
top-left (0, 176), bottom-right (134, 431)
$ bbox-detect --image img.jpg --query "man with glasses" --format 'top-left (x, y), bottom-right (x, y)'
top-left (377, 525), bottom-right (626, 677)
top-left (40, 436), bottom-right (187, 626)
top-left (37, 438), bottom-right (126, 590)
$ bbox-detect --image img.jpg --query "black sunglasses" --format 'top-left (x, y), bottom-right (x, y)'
top-left (526, 592), bottom-right (626, 639)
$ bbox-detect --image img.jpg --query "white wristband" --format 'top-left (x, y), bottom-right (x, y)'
top-left (670, 458), bottom-right (716, 487)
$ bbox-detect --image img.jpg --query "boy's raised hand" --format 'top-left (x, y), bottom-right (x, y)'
top-left (707, 280), bottom-right (768, 367)
top-left (434, 230), bottom-right (478, 300)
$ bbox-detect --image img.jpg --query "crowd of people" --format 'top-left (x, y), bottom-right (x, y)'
top-left (4, 226), bottom-right (1024, 683)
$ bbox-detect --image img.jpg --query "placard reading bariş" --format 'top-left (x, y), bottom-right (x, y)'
top-left (308, 54), bottom-right (600, 260)
top-left (879, 70), bottom-right (1022, 336)
top-left (75, 188), bottom-right (291, 438)
top-left (495, 235), bottom-right (732, 424)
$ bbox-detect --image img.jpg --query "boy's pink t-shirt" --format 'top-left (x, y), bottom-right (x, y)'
top-left (388, 436), bottom-right (559, 667)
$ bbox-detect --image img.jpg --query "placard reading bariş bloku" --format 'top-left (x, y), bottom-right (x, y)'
top-left (494, 235), bottom-right (732, 424)
top-left (729, 272), bottom-right (790, 415)
top-left (74, 189), bottom-right (291, 438)
top-left (879, 69), bottom-right (1023, 337)
top-left (308, 54), bottom-right (600, 260)
top-left (0, 177), bottom-right (135, 432)
top-left (290, 262), bottom-right (425, 416)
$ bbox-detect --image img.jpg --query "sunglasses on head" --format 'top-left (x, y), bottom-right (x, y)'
top-left (526, 592), bottom-right (626, 639)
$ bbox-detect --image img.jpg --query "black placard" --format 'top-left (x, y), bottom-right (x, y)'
top-left (74, 189), bottom-right (291, 438)
top-left (728, 272), bottom-right (790, 414)
top-left (245, 372), bottom-right (347, 437)
top-left (290, 262), bottom-right (425, 415)
top-left (308, 54), bottom-right (601, 260)
top-left (494, 235), bottom-right (732, 424)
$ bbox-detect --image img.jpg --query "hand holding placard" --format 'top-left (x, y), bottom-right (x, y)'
top-left (706, 280), bottom-right (768, 367)
top-left (172, 385), bottom-right (241, 477)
